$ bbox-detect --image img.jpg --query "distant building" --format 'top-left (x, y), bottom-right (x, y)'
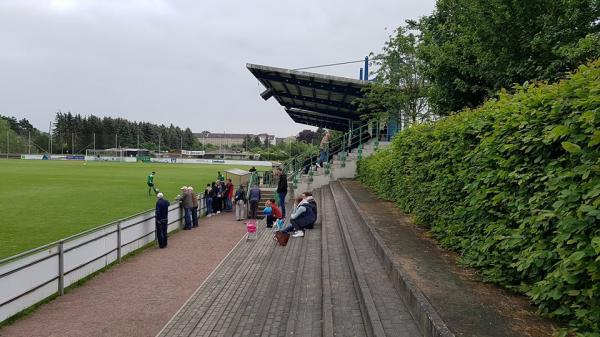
top-left (276, 136), bottom-right (296, 145)
top-left (193, 132), bottom-right (276, 146)
top-left (204, 150), bottom-right (260, 160)
top-left (256, 133), bottom-right (276, 145)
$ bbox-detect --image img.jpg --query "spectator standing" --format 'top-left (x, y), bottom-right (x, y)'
top-left (217, 171), bottom-right (225, 182)
top-left (225, 179), bottom-right (234, 212)
top-left (204, 183), bottom-right (213, 216)
top-left (234, 185), bottom-right (247, 221)
top-left (177, 186), bottom-right (193, 230)
top-left (189, 186), bottom-right (199, 228)
top-left (276, 167), bottom-right (288, 217)
top-left (213, 181), bottom-right (223, 214)
top-left (318, 131), bottom-right (331, 167)
top-left (249, 184), bottom-right (261, 219)
top-left (155, 192), bottom-right (170, 248)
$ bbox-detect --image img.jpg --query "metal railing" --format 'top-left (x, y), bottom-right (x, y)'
top-left (281, 119), bottom-right (384, 185)
top-left (0, 196), bottom-right (206, 323)
top-left (248, 170), bottom-right (278, 189)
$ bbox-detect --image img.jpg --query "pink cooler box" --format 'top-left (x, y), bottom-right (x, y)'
top-left (246, 222), bottom-right (257, 240)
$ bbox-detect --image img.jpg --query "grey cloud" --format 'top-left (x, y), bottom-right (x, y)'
top-left (0, 0), bottom-right (435, 137)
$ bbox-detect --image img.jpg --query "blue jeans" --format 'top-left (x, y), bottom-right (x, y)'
top-left (205, 197), bottom-right (212, 215)
top-left (225, 197), bottom-right (232, 211)
top-left (184, 207), bottom-right (192, 229)
top-left (278, 192), bottom-right (286, 218)
top-left (319, 149), bottom-right (328, 166)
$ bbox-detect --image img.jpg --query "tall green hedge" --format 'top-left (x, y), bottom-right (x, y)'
top-left (358, 60), bottom-right (600, 335)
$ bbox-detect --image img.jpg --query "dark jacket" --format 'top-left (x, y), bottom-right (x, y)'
top-left (277, 172), bottom-right (288, 194)
top-left (235, 188), bottom-right (246, 202)
top-left (291, 202), bottom-right (316, 229)
top-left (178, 192), bottom-right (193, 208)
top-left (155, 198), bottom-right (170, 223)
top-left (305, 196), bottom-right (317, 218)
top-left (249, 186), bottom-right (261, 202)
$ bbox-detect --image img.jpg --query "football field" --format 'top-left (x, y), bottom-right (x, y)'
top-left (0, 159), bottom-right (251, 259)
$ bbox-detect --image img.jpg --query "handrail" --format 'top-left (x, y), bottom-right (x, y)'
top-left (0, 207), bottom-right (157, 266)
top-left (0, 197), bottom-right (210, 322)
top-left (281, 119), bottom-right (381, 180)
top-left (0, 194), bottom-right (204, 266)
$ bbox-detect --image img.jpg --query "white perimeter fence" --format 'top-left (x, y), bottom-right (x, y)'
top-left (20, 154), bottom-right (273, 167)
top-left (0, 198), bottom-right (206, 323)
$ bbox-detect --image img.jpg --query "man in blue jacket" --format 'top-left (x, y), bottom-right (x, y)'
top-left (155, 192), bottom-right (170, 248)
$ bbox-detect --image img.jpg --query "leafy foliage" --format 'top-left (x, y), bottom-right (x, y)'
top-left (359, 24), bottom-right (433, 124)
top-left (0, 115), bottom-right (49, 153)
top-left (52, 112), bottom-right (199, 152)
top-left (358, 60), bottom-right (600, 334)
top-left (418, 0), bottom-right (600, 115)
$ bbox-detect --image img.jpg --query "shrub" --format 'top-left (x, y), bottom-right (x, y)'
top-left (357, 60), bottom-right (600, 335)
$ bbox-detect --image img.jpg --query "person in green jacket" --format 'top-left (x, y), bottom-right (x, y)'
top-left (147, 171), bottom-right (158, 196)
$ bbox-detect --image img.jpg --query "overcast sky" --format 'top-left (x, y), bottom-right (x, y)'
top-left (0, 0), bottom-right (436, 137)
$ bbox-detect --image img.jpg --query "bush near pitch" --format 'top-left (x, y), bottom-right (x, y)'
top-left (357, 60), bottom-right (600, 335)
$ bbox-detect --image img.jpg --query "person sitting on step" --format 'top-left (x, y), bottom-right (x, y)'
top-left (283, 196), bottom-right (316, 238)
top-left (301, 191), bottom-right (317, 229)
top-left (265, 199), bottom-right (282, 228)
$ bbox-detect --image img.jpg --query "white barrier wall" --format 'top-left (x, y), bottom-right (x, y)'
top-left (149, 158), bottom-right (273, 166)
top-left (84, 156), bottom-right (137, 162)
top-left (21, 155), bottom-right (273, 167)
top-left (0, 201), bottom-right (192, 323)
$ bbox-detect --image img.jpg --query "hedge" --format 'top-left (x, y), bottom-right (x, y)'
top-left (357, 60), bottom-right (600, 335)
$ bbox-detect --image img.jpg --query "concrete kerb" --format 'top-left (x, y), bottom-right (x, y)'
top-left (153, 230), bottom-right (248, 337)
top-left (320, 188), bottom-right (334, 337)
top-left (338, 181), bottom-right (455, 337)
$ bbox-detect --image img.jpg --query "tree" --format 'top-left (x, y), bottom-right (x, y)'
top-left (359, 23), bottom-right (431, 127)
top-left (296, 129), bottom-right (318, 144)
top-left (418, 0), bottom-right (600, 114)
top-left (242, 134), bottom-right (252, 150)
top-left (251, 136), bottom-right (261, 149)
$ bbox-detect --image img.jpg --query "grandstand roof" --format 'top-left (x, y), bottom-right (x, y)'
top-left (246, 63), bottom-right (369, 131)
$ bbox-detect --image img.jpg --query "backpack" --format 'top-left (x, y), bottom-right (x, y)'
top-left (273, 231), bottom-right (289, 246)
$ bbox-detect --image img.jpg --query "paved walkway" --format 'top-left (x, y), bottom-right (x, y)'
top-left (158, 184), bottom-right (421, 337)
top-left (0, 211), bottom-right (246, 337)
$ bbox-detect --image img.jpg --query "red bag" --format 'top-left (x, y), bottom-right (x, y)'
top-left (273, 231), bottom-right (289, 246)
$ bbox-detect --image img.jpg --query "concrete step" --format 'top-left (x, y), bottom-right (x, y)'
top-left (327, 182), bottom-right (421, 336)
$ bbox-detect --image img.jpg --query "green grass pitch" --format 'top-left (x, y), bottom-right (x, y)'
top-left (0, 159), bottom-right (252, 259)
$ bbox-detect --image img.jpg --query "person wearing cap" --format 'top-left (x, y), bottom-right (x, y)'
top-left (189, 186), bottom-right (199, 228)
top-left (176, 186), bottom-right (193, 230)
top-left (155, 193), bottom-right (170, 248)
